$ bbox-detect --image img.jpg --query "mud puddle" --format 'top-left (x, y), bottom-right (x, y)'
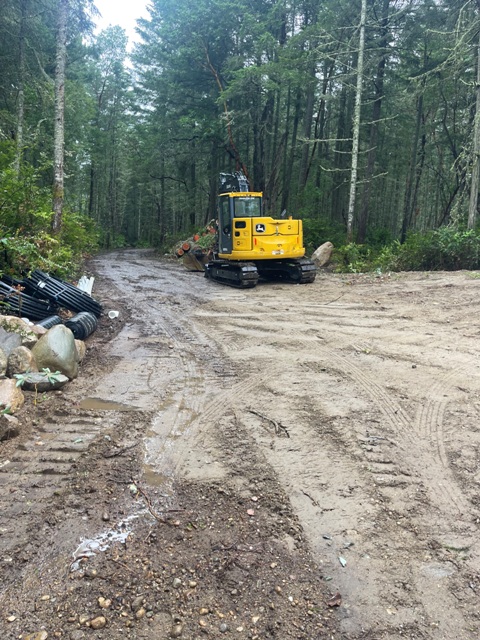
top-left (79, 397), bottom-right (140, 411)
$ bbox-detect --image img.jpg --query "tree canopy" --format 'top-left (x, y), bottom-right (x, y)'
top-left (2, 0), bottom-right (480, 273)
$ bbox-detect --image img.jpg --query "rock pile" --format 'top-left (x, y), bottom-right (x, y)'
top-left (0, 315), bottom-right (86, 438)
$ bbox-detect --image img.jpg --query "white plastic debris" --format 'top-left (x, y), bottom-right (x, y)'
top-left (76, 275), bottom-right (95, 295)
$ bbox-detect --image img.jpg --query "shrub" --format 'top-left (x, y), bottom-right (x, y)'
top-left (301, 216), bottom-right (345, 254)
top-left (0, 166), bottom-right (100, 278)
top-left (334, 227), bottom-right (480, 274)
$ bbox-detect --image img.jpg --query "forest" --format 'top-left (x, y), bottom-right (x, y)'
top-left (2, 0), bottom-right (480, 276)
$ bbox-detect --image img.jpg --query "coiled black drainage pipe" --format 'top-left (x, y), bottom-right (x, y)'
top-left (64, 312), bottom-right (98, 340)
top-left (35, 315), bottom-right (63, 329)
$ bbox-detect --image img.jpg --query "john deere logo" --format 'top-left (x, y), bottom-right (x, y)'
top-left (256, 224), bottom-right (266, 233)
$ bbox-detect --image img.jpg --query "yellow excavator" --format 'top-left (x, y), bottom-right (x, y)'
top-left (204, 172), bottom-right (316, 288)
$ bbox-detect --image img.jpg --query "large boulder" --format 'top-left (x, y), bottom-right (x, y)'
top-left (0, 316), bottom-right (39, 348)
top-left (7, 345), bottom-right (38, 377)
top-left (0, 327), bottom-right (22, 356)
top-left (0, 379), bottom-right (25, 413)
top-left (75, 339), bottom-right (87, 363)
top-left (312, 241), bottom-right (334, 268)
top-left (31, 325), bottom-right (79, 380)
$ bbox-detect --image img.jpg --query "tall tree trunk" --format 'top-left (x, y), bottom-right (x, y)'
top-left (401, 94), bottom-right (424, 243)
top-left (468, 29), bottom-right (480, 229)
top-left (88, 161), bottom-right (95, 217)
top-left (304, 59), bottom-right (336, 188)
top-left (357, 0), bottom-right (389, 243)
top-left (332, 67), bottom-right (351, 225)
top-left (298, 64), bottom-right (316, 192)
top-left (14, 0), bottom-right (28, 176)
top-left (347, 0), bottom-right (367, 242)
top-left (281, 87), bottom-right (302, 212)
top-left (52, 0), bottom-right (68, 234)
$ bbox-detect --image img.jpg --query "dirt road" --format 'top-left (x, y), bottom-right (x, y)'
top-left (2, 249), bottom-right (480, 639)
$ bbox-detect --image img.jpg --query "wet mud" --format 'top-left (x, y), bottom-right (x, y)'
top-left (1, 249), bottom-right (480, 639)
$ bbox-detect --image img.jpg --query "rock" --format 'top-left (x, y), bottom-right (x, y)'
top-left (0, 347), bottom-right (7, 376)
top-left (0, 379), bottom-right (25, 413)
top-left (172, 577), bottom-right (182, 588)
top-left (0, 413), bottom-right (20, 441)
top-left (7, 345), bottom-right (38, 377)
top-left (312, 241), bottom-right (334, 267)
top-left (90, 616), bottom-right (107, 629)
top-left (75, 340), bottom-right (86, 363)
top-left (0, 317), bottom-right (38, 348)
top-left (0, 327), bottom-right (22, 356)
top-left (17, 371), bottom-right (69, 392)
top-left (170, 624), bottom-right (183, 638)
top-left (219, 623), bottom-right (229, 633)
top-left (131, 596), bottom-right (144, 611)
top-left (24, 632), bottom-right (48, 640)
top-left (98, 597), bottom-right (111, 609)
top-left (31, 324), bottom-right (48, 337)
top-left (31, 325), bottom-right (79, 380)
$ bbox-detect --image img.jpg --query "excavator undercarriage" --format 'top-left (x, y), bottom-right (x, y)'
top-left (204, 257), bottom-right (316, 288)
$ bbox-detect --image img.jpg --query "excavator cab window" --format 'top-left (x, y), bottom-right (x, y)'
top-left (233, 196), bottom-right (262, 218)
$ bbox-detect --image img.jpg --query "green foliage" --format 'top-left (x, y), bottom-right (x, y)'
top-left (195, 233), bottom-right (217, 251)
top-left (0, 163), bottom-right (52, 233)
top-left (62, 211), bottom-right (100, 257)
top-left (334, 227), bottom-right (480, 273)
top-left (15, 368), bottom-right (62, 388)
top-left (0, 163), bottom-right (100, 278)
top-left (333, 243), bottom-right (377, 273)
top-left (380, 228), bottom-right (480, 272)
top-left (302, 216), bottom-right (345, 255)
top-left (98, 230), bottom-right (128, 249)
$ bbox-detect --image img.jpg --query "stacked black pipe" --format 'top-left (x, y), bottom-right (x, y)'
top-left (24, 270), bottom-right (103, 317)
top-left (35, 315), bottom-right (63, 329)
top-left (0, 281), bottom-right (58, 321)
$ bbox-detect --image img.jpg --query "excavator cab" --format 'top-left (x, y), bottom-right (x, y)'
top-left (218, 193), bottom-right (263, 254)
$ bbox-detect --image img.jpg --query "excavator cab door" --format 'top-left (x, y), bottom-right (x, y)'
top-left (218, 195), bottom-right (233, 254)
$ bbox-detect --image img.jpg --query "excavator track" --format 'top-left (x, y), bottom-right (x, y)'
top-left (256, 258), bottom-right (317, 284)
top-left (204, 260), bottom-right (259, 288)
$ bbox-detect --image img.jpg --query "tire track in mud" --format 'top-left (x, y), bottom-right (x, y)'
top-left (93, 259), bottom-right (480, 639)
top-left (144, 369), bottom-right (270, 481)
top-left (412, 365), bottom-right (478, 519)
top-left (313, 343), bottom-right (413, 436)
top-left (205, 300), bottom-right (477, 526)
top-left (122, 298), bottom-right (272, 483)
top-left (413, 366), bottom-right (469, 465)
top-left (311, 341), bottom-right (478, 523)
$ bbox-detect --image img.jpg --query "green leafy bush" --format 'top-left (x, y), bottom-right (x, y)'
top-left (301, 216), bottom-right (345, 254)
top-left (334, 227), bottom-right (480, 273)
top-left (0, 163), bottom-right (100, 278)
top-left (333, 243), bottom-right (377, 273)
